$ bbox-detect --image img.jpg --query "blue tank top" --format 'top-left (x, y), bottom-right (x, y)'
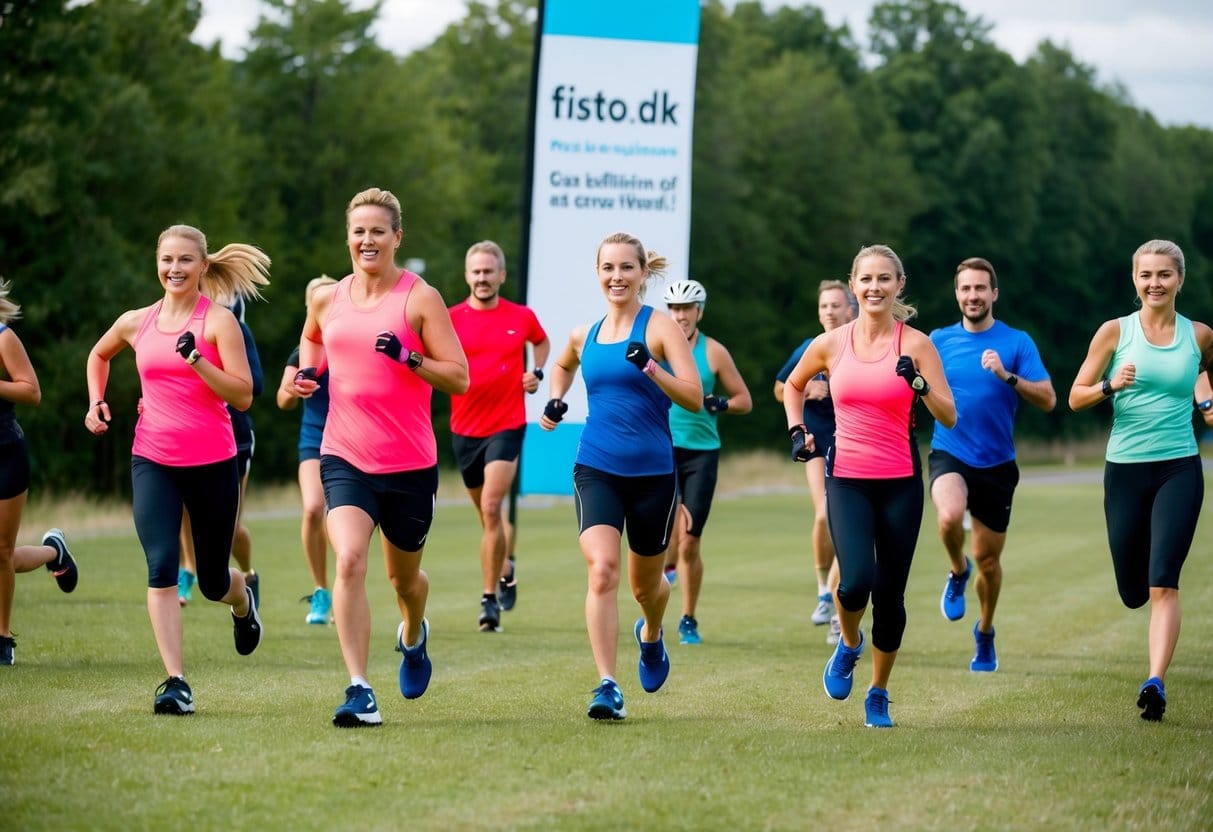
top-left (0, 324), bottom-right (23, 444)
top-left (1106, 312), bottom-right (1200, 463)
top-left (669, 332), bottom-right (720, 451)
top-left (576, 305), bottom-right (673, 476)
top-left (289, 346), bottom-right (330, 452)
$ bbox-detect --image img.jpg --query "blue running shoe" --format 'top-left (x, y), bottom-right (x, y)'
top-left (678, 614), bottom-right (701, 645)
top-left (823, 630), bottom-right (865, 700)
top-left (154, 676), bottom-right (195, 715)
top-left (177, 568), bottom-right (195, 607)
top-left (864, 686), bottom-right (894, 728)
top-left (396, 619), bottom-right (432, 700)
top-left (634, 618), bottom-right (670, 693)
top-left (941, 557), bottom-right (972, 621)
top-left (587, 679), bottom-right (627, 720)
top-left (811, 592), bottom-right (834, 625)
top-left (1137, 677), bottom-right (1166, 722)
top-left (971, 622), bottom-right (998, 672)
top-left (332, 684), bottom-right (382, 727)
top-left (43, 529), bottom-right (77, 593)
top-left (305, 587), bottom-right (332, 625)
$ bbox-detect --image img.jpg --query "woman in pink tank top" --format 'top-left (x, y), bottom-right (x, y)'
top-left (84, 224), bottom-right (269, 716)
top-left (283, 187), bottom-right (468, 727)
top-left (782, 244), bottom-right (955, 728)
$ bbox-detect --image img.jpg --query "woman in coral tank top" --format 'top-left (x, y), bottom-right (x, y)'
top-left (84, 224), bottom-right (269, 716)
top-left (783, 244), bottom-right (956, 728)
top-left (285, 187), bottom-right (468, 728)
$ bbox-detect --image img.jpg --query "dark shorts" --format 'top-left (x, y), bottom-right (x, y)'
top-left (674, 447), bottom-right (719, 537)
top-left (236, 433), bottom-right (254, 478)
top-left (928, 450), bottom-right (1019, 534)
top-left (573, 463), bottom-right (677, 557)
top-left (0, 438), bottom-right (31, 500)
top-left (320, 455), bottom-right (438, 552)
top-left (452, 427), bottom-right (525, 489)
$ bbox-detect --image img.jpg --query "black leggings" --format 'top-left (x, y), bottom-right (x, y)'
top-left (132, 456), bottom-right (240, 595)
top-left (826, 475), bottom-right (923, 653)
top-left (1103, 455), bottom-right (1203, 608)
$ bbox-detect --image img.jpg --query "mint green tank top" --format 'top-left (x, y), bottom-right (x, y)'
top-left (1106, 312), bottom-right (1200, 463)
top-left (669, 333), bottom-right (720, 451)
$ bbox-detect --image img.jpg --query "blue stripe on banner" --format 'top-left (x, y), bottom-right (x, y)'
top-left (543, 0), bottom-right (700, 44)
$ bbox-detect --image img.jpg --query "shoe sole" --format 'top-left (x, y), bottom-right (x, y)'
top-left (44, 530), bottom-right (78, 593)
top-left (154, 699), bottom-right (194, 715)
top-left (587, 706), bottom-right (627, 720)
top-left (333, 711), bottom-right (383, 727)
top-left (1137, 686), bottom-right (1166, 721)
top-left (478, 621), bottom-right (502, 633)
top-left (306, 615), bottom-right (331, 625)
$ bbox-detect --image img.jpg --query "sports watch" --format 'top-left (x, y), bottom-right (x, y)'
top-left (405, 350), bottom-right (423, 370)
top-left (1197, 399), bottom-right (1213, 413)
top-left (185, 349), bottom-right (201, 365)
top-left (1004, 374), bottom-right (1018, 387)
top-left (1101, 378), bottom-right (1114, 397)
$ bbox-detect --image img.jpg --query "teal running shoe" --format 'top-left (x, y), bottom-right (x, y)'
top-left (678, 615), bottom-right (701, 645)
top-left (305, 587), bottom-right (332, 625)
top-left (177, 568), bottom-right (195, 607)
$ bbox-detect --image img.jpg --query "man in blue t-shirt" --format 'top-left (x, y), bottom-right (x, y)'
top-left (929, 257), bottom-right (1056, 672)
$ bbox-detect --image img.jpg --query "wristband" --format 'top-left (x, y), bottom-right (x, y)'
top-left (1101, 378), bottom-right (1114, 397)
top-left (406, 350), bottom-right (423, 370)
top-left (788, 423), bottom-right (807, 438)
top-left (642, 358), bottom-right (657, 377)
top-left (185, 349), bottom-right (201, 365)
top-left (533, 368), bottom-right (544, 381)
top-left (1197, 399), bottom-right (1213, 413)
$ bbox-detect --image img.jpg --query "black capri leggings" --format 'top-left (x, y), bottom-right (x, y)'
top-left (1103, 455), bottom-right (1203, 608)
top-left (132, 455), bottom-right (240, 596)
top-left (826, 474), bottom-right (924, 654)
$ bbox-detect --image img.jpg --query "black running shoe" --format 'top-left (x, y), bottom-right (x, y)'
top-left (0, 635), bottom-right (14, 666)
top-left (497, 558), bottom-right (517, 611)
top-left (43, 529), bottom-right (77, 593)
top-left (154, 676), bottom-right (195, 715)
top-left (232, 585), bottom-right (262, 655)
top-left (479, 595), bottom-right (502, 633)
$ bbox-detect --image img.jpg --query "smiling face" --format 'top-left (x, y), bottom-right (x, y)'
top-left (1133, 252), bottom-right (1182, 310)
top-left (157, 235), bottom-right (206, 296)
top-left (347, 204), bottom-right (401, 274)
top-left (955, 267), bottom-right (998, 325)
top-left (850, 255), bottom-right (902, 316)
top-left (465, 250), bottom-right (506, 307)
top-left (818, 287), bottom-right (853, 332)
top-left (596, 241), bottom-right (646, 306)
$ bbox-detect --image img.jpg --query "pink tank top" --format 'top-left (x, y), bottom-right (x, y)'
top-left (132, 295), bottom-right (236, 466)
top-left (320, 271), bottom-right (436, 473)
top-left (828, 320), bottom-right (917, 479)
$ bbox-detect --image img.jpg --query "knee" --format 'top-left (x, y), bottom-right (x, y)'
top-left (585, 560), bottom-right (619, 595)
top-left (1119, 586), bottom-right (1149, 610)
top-left (480, 496), bottom-right (505, 529)
top-left (973, 551), bottom-right (1000, 575)
top-left (334, 551), bottom-right (368, 583)
top-left (302, 501), bottom-right (325, 526)
top-left (197, 570), bottom-right (231, 602)
top-left (0, 543), bottom-right (13, 568)
top-left (935, 504), bottom-right (965, 530)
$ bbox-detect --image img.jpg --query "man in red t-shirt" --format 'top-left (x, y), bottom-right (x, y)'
top-left (449, 241), bottom-right (549, 632)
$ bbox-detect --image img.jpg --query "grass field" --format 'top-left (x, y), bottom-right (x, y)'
top-left (2, 464), bottom-right (1211, 831)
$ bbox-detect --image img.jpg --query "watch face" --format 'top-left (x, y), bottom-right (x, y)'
top-left (912, 376), bottom-right (926, 392)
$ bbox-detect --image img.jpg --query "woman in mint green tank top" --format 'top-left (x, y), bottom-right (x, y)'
top-left (1069, 239), bottom-right (1213, 723)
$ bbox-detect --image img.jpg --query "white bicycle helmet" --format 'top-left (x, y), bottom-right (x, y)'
top-left (663, 279), bottom-right (707, 306)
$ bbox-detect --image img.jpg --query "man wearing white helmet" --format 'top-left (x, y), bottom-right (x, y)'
top-left (662, 279), bottom-right (752, 644)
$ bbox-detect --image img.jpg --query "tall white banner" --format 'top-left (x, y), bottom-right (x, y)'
top-left (521, 0), bottom-right (700, 495)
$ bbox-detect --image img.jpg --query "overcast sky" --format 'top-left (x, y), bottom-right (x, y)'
top-left (193, 0), bottom-right (1213, 130)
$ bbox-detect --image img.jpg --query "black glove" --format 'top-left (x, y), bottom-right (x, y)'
top-left (295, 367), bottom-right (319, 383)
top-left (625, 341), bottom-right (651, 371)
top-left (896, 355), bottom-right (929, 395)
top-left (789, 424), bottom-right (811, 462)
top-left (704, 394), bottom-right (729, 413)
top-left (544, 398), bottom-right (568, 423)
top-left (175, 331), bottom-right (196, 359)
top-left (374, 331), bottom-right (403, 362)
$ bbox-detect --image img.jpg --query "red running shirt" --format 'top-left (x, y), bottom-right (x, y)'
top-left (448, 299), bottom-right (546, 437)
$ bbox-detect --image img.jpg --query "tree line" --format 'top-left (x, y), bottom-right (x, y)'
top-left (2, 0), bottom-right (1211, 495)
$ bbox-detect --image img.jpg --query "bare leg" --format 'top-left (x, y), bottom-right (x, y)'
top-left (326, 505), bottom-right (375, 679)
top-left (930, 473), bottom-right (969, 575)
top-left (970, 519), bottom-right (1006, 631)
top-left (1147, 587), bottom-right (1181, 681)
top-left (299, 459), bottom-right (328, 588)
top-left (383, 538), bottom-right (428, 647)
top-left (581, 525), bottom-right (623, 680)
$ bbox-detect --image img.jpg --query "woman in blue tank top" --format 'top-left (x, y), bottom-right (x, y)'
top-left (1069, 239), bottom-right (1213, 723)
top-left (539, 231), bottom-right (703, 721)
